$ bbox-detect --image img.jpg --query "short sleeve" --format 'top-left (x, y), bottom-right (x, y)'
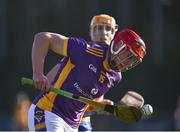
top-left (67, 37), bottom-right (87, 64)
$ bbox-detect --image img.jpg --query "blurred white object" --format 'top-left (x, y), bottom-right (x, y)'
top-left (141, 104), bottom-right (153, 117)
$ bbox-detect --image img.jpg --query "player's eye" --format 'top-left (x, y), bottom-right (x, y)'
top-left (105, 25), bottom-right (112, 31)
top-left (97, 25), bottom-right (104, 30)
top-left (94, 25), bottom-right (113, 32)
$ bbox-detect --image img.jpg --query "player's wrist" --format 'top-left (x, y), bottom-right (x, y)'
top-left (101, 99), bottom-right (114, 105)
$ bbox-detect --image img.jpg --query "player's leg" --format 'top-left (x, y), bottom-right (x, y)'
top-left (28, 104), bottom-right (78, 132)
top-left (28, 104), bottom-right (48, 131)
top-left (28, 104), bottom-right (36, 131)
top-left (78, 116), bottom-right (92, 132)
top-left (45, 110), bottom-right (78, 132)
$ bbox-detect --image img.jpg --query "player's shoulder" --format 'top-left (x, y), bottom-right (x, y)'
top-left (68, 37), bottom-right (107, 50)
top-left (69, 37), bottom-right (87, 44)
top-left (68, 37), bottom-right (108, 58)
top-left (88, 41), bottom-right (108, 51)
top-left (85, 41), bottom-right (108, 58)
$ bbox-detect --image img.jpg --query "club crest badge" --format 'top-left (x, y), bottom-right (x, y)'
top-left (91, 88), bottom-right (98, 95)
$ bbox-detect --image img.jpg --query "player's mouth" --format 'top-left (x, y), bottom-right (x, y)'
top-left (100, 37), bottom-right (107, 41)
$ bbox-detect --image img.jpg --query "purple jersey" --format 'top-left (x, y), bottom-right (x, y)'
top-left (33, 37), bottom-right (122, 128)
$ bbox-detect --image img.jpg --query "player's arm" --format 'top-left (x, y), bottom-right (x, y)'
top-left (32, 32), bottom-right (68, 90)
top-left (95, 95), bottom-right (114, 105)
top-left (86, 95), bottom-right (114, 112)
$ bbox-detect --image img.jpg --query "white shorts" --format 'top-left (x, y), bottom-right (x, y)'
top-left (28, 104), bottom-right (78, 132)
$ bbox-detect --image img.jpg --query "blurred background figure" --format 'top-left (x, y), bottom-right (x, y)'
top-left (11, 91), bottom-right (31, 131)
top-left (174, 95), bottom-right (180, 130)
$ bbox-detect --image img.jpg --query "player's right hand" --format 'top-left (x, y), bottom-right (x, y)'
top-left (33, 73), bottom-right (50, 91)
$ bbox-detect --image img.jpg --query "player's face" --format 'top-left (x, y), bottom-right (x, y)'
top-left (90, 24), bottom-right (116, 45)
top-left (108, 40), bottom-right (142, 72)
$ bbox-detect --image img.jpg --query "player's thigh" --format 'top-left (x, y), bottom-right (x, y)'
top-left (28, 104), bottom-right (48, 131)
top-left (45, 111), bottom-right (78, 132)
top-left (28, 104), bottom-right (77, 132)
top-left (79, 121), bottom-right (92, 132)
top-left (28, 104), bottom-right (35, 131)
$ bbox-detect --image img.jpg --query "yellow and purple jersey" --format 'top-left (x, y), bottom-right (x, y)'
top-left (33, 37), bottom-right (122, 128)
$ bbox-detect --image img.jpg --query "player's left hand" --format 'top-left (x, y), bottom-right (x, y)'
top-left (101, 99), bottom-right (114, 105)
top-left (85, 98), bottom-right (114, 113)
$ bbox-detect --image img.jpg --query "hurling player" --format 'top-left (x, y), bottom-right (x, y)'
top-left (28, 14), bottom-right (146, 132)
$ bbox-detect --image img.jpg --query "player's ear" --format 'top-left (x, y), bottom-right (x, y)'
top-left (89, 27), bottom-right (93, 40)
